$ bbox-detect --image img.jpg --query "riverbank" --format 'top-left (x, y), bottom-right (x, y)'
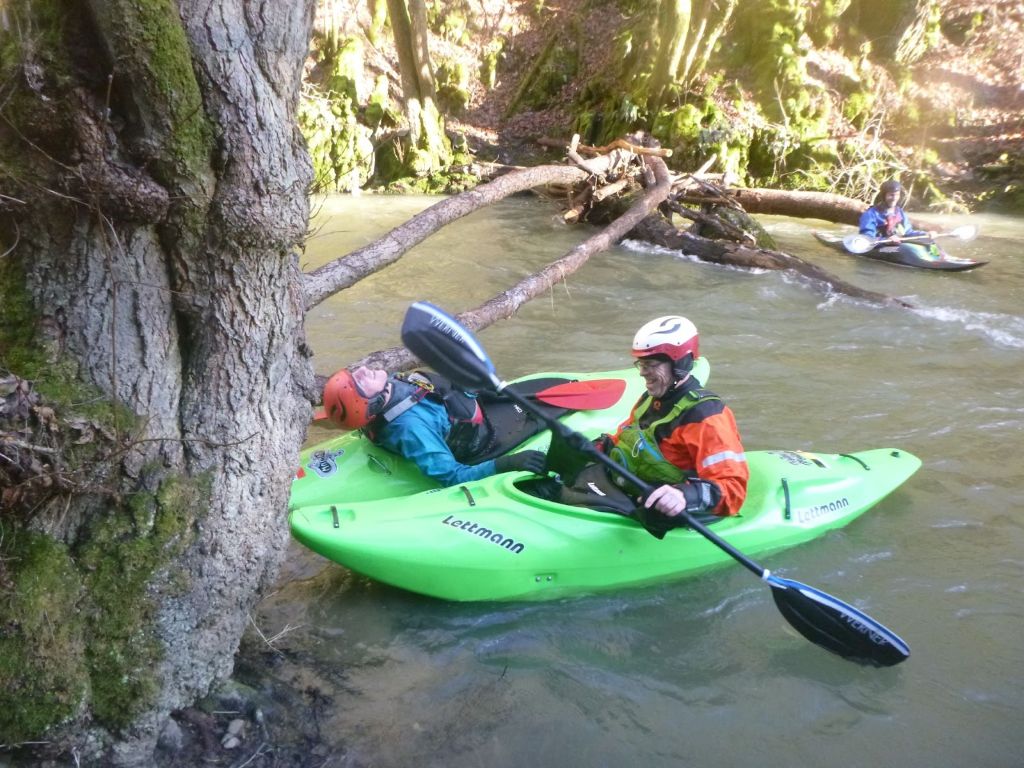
top-left (305, 1), bottom-right (1024, 211)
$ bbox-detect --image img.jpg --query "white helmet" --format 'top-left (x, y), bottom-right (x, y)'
top-left (632, 316), bottom-right (699, 367)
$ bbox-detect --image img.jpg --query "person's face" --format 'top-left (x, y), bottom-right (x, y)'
top-left (351, 366), bottom-right (388, 398)
top-left (635, 357), bottom-right (673, 398)
top-left (883, 190), bottom-right (900, 208)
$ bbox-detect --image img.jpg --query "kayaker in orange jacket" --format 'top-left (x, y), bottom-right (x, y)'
top-left (551, 315), bottom-right (748, 523)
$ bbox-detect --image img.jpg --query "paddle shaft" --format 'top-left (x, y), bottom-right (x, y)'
top-left (872, 227), bottom-right (972, 247)
top-left (498, 385), bottom-right (766, 579)
top-left (844, 225), bottom-right (976, 254)
top-left (876, 233), bottom-right (933, 246)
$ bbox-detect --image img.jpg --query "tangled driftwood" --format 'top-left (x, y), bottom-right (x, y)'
top-left (304, 136), bottom-right (912, 384)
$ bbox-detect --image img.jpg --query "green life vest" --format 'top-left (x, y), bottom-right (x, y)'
top-left (610, 388), bottom-right (721, 485)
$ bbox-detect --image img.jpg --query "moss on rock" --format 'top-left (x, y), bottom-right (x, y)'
top-left (436, 58), bottom-right (471, 115)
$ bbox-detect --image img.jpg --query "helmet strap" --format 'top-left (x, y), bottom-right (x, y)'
top-left (672, 353), bottom-right (694, 379)
top-left (366, 382), bottom-right (393, 417)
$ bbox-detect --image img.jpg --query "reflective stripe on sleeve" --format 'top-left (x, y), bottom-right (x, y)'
top-left (701, 450), bottom-right (746, 468)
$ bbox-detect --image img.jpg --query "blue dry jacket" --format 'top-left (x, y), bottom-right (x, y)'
top-left (858, 205), bottom-right (926, 238)
top-left (376, 398), bottom-right (496, 486)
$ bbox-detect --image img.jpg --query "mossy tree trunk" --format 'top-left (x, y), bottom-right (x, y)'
top-left (385, 0), bottom-right (452, 175)
top-left (589, 0), bottom-right (735, 139)
top-left (647, 0), bottom-right (692, 110)
top-left (619, 0), bottom-right (741, 112)
top-left (0, 0), bottom-right (315, 764)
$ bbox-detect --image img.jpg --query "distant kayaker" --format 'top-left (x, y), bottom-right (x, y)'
top-left (551, 315), bottom-right (749, 527)
top-left (321, 366), bottom-right (546, 487)
top-left (859, 180), bottom-right (933, 242)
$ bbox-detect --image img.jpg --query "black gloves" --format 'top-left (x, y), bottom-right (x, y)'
top-left (494, 450), bottom-right (547, 475)
top-left (679, 478), bottom-right (722, 515)
top-left (593, 433), bottom-right (614, 454)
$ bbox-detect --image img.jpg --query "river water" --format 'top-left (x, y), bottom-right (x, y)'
top-left (256, 195), bottom-right (1023, 767)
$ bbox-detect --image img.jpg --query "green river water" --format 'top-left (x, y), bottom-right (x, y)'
top-left (256, 195), bottom-right (1023, 768)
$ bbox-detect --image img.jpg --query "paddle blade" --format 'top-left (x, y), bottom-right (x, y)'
top-left (950, 224), bottom-right (978, 241)
top-left (842, 233), bottom-right (876, 254)
top-left (533, 379), bottom-right (627, 410)
top-left (766, 575), bottom-right (910, 667)
top-left (401, 302), bottom-right (501, 392)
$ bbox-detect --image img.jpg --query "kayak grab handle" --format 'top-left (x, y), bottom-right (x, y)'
top-left (839, 453), bottom-right (870, 471)
top-left (367, 454), bottom-right (392, 475)
top-left (460, 486), bottom-right (476, 507)
top-left (781, 478), bottom-right (791, 520)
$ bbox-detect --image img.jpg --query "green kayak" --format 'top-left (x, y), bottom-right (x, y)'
top-left (290, 447), bottom-right (920, 601)
top-left (289, 364), bottom-right (920, 602)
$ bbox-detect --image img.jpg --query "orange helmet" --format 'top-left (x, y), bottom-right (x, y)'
top-left (322, 369), bottom-right (376, 429)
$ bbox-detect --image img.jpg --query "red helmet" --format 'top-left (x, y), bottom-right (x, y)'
top-left (631, 316), bottom-right (699, 362)
top-left (322, 369), bottom-right (374, 429)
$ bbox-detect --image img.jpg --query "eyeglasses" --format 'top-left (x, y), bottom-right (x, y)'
top-left (633, 359), bottom-right (667, 373)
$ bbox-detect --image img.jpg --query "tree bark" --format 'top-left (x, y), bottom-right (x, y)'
top-left (682, 0), bottom-right (737, 86)
top-left (0, 0), bottom-right (315, 763)
top-left (649, 0), bottom-right (692, 109)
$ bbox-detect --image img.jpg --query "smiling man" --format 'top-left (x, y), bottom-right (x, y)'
top-left (555, 315), bottom-right (749, 527)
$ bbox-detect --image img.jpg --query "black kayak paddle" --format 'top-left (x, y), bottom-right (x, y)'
top-left (400, 301), bottom-right (910, 667)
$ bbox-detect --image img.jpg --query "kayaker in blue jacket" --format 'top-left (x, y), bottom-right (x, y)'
top-left (322, 366), bottom-right (546, 487)
top-left (859, 180), bottom-right (933, 241)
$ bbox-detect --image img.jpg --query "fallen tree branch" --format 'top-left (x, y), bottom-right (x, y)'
top-left (592, 177), bottom-right (630, 203)
top-left (681, 186), bottom-right (866, 224)
top-left (673, 185), bottom-right (949, 232)
top-left (630, 214), bottom-right (913, 308)
top-left (448, 160), bottom-right (525, 182)
top-left (537, 136), bottom-right (673, 158)
top-left (302, 164), bottom-right (589, 309)
top-left (345, 156), bottom-right (674, 375)
top-left (567, 148), bottom-right (606, 177)
top-left (666, 200), bottom-right (753, 243)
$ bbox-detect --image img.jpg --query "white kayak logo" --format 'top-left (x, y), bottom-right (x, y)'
top-left (308, 448), bottom-right (345, 478)
top-left (795, 497), bottom-right (850, 524)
